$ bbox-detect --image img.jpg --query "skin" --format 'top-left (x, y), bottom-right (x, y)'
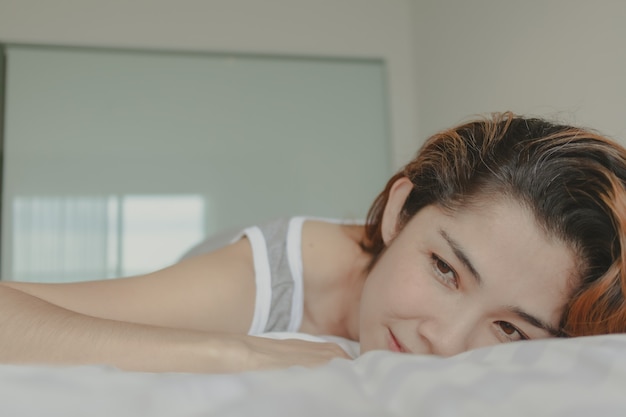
top-left (357, 178), bottom-right (578, 355)
top-left (0, 177), bottom-right (578, 372)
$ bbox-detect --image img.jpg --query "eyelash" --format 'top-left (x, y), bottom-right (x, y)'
top-left (430, 253), bottom-right (529, 343)
top-left (430, 253), bottom-right (458, 288)
top-left (495, 321), bottom-right (529, 342)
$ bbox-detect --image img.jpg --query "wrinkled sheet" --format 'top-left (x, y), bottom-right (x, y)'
top-left (2, 334), bottom-right (626, 417)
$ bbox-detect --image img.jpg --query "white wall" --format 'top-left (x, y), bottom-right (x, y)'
top-left (411, 0), bottom-right (626, 144)
top-left (0, 0), bottom-right (420, 168)
top-left (5, 1), bottom-right (623, 162)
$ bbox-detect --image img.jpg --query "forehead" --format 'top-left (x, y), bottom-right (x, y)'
top-left (410, 200), bottom-right (578, 318)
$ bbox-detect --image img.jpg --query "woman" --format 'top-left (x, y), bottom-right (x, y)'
top-left (1, 112), bottom-right (625, 372)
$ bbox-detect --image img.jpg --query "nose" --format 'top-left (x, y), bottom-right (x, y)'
top-left (418, 316), bottom-right (473, 357)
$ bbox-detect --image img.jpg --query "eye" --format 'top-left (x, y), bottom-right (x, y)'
top-left (431, 254), bottom-right (458, 288)
top-left (495, 321), bottom-right (528, 342)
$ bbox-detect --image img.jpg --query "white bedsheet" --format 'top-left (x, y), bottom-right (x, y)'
top-left (2, 333), bottom-right (626, 416)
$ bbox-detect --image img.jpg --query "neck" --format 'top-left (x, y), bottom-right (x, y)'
top-left (332, 224), bottom-right (370, 340)
top-left (343, 262), bottom-right (368, 341)
top-left (299, 222), bottom-right (371, 340)
top-left (329, 236), bottom-right (370, 341)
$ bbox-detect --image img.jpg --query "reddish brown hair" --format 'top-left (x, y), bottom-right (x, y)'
top-left (361, 112), bottom-right (626, 337)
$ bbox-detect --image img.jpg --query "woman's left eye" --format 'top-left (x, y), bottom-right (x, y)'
top-left (431, 254), bottom-right (458, 288)
top-left (495, 321), bottom-right (528, 342)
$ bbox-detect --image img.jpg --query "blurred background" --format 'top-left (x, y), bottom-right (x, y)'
top-left (1, 0), bottom-right (625, 282)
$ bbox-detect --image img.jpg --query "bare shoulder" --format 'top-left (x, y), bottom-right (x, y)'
top-left (301, 219), bottom-right (366, 285)
top-left (3, 237), bottom-right (257, 334)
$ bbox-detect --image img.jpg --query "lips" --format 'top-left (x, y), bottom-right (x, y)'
top-left (388, 329), bottom-right (407, 353)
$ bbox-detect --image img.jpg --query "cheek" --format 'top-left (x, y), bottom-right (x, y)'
top-left (364, 253), bottom-right (432, 318)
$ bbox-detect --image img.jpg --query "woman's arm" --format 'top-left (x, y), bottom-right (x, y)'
top-left (2, 238), bottom-right (257, 334)
top-left (0, 238), bottom-right (350, 371)
top-left (0, 284), bottom-right (348, 372)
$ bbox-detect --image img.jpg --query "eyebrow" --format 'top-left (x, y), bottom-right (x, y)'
top-left (439, 229), bottom-right (483, 286)
top-left (509, 307), bottom-right (562, 337)
top-left (438, 228), bottom-right (562, 338)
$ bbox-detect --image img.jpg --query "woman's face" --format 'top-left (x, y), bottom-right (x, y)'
top-left (358, 196), bottom-right (577, 356)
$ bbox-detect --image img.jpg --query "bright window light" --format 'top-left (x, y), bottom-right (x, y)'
top-left (11, 195), bottom-right (205, 282)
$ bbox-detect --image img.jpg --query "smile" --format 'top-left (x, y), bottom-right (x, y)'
top-left (387, 328), bottom-right (408, 353)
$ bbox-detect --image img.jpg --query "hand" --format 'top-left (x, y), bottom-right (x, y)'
top-left (236, 335), bottom-right (352, 371)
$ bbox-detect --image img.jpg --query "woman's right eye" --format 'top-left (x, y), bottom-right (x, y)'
top-left (430, 254), bottom-right (458, 288)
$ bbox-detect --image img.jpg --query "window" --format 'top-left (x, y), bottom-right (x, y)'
top-left (11, 195), bottom-right (204, 282)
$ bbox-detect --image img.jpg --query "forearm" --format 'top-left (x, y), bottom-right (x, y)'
top-left (0, 285), bottom-right (243, 373)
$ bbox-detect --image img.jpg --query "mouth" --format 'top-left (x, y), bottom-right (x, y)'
top-left (387, 328), bottom-right (408, 353)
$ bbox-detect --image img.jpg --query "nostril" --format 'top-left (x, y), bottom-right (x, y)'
top-left (419, 320), bottom-right (473, 357)
top-left (415, 328), bottom-right (435, 355)
top-left (422, 332), bottom-right (465, 357)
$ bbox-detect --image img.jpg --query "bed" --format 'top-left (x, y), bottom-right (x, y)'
top-left (2, 332), bottom-right (626, 416)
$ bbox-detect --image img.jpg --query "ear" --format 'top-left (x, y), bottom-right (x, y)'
top-left (381, 176), bottom-right (414, 245)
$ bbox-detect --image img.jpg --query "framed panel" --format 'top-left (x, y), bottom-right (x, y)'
top-left (1, 45), bottom-right (391, 281)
